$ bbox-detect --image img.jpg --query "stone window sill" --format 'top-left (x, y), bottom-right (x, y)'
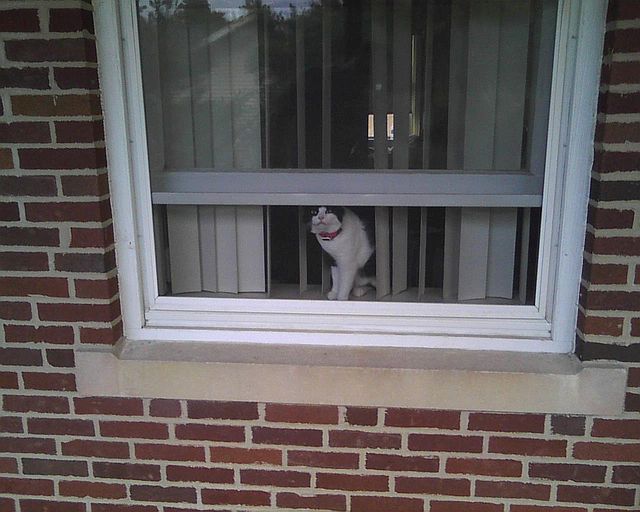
top-left (76, 339), bottom-right (627, 416)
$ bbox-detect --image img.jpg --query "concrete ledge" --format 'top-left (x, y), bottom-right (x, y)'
top-left (76, 341), bottom-right (628, 415)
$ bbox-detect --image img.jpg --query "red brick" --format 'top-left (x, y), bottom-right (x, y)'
top-left (550, 415), bottom-right (586, 436)
top-left (27, 201), bottom-right (110, 223)
top-left (0, 226), bottom-right (59, 246)
top-left (0, 416), bottom-right (23, 433)
top-left (241, 469), bottom-right (311, 488)
top-left (0, 175), bottom-right (57, 196)
top-left (22, 458), bottom-right (88, 477)
top-left (608, 0), bottom-right (640, 20)
top-left (46, 348), bottom-right (75, 367)
top-left (71, 226), bottom-right (114, 248)
top-left (54, 67), bottom-right (99, 89)
top-left (12, 94), bottom-right (101, 117)
top-left (574, 441), bottom-right (640, 461)
top-left (175, 423), bottom-right (245, 442)
top-left (385, 409), bottom-right (460, 429)
top-left (605, 28), bottom-right (640, 53)
top-left (5, 38), bottom-right (96, 63)
top-left (80, 324), bottom-right (122, 345)
top-left (593, 151), bottom-right (640, 173)
top-left (75, 277), bottom-right (118, 299)
top-left (351, 495), bottom-right (423, 512)
top-left (0, 148), bottom-right (12, 168)
top-left (585, 290), bottom-right (640, 310)
top-left (632, 318), bottom-right (640, 336)
top-left (511, 508), bottom-right (587, 512)
top-left (50, 8), bottom-right (94, 33)
top-left (211, 446), bottom-right (282, 465)
top-left (595, 121), bottom-right (640, 143)
top-left (288, 450), bottom-right (358, 469)
top-left (0, 477), bottom-right (53, 496)
top-left (75, 396), bottom-right (142, 416)
top-left (0, 68), bottom-right (48, 91)
top-left (21, 501), bottom-right (86, 512)
top-left (592, 418), bottom-right (640, 439)
top-left (629, 367), bottom-right (640, 387)
top-left (59, 480), bottom-right (126, 499)
top-left (0, 437), bottom-right (55, 455)
top-left (135, 443), bottom-right (205, 462)
top-left (476, 480), bottom-right (550, 501)
top-left (61, 174), bottom-right (109, 198)
top-left (38, 302), bottom-right (120, 323)
top-left (489, 437), bottom-right (567, 457)
top-left (316, 472), bottom-right (387, 492)
top-left (100, 421), bottom-right (168, 439)
top-left (590, 178), bottom-right (640, 202)
top-left (468, 413), bottom-right (545, 433)
top-left (557, 485), bottom-right (635, 506)
top-left (0, 9), bottom-right (40, 32)
top-left (91, 505), bottom-right (157, 512)
top-left (276, 492), bottom-right (346, 511)
top-left (345, 406), bottom-right (378, 426)
top-left (266, 404), bottom-right (339, 424)
top-left (0, 347), bottom-right (41, 365)
top-left (55, 120), bottom-right (104, 143)
top-left (0, 277), bottom-right (68, 297)
top-left (612, 465), bottom-right (640, 484)
top-left (408, 434), bottom-right (483, 453)
top-left (5, 325), bottom-right (74, 345)
top-left (584, 263), bottom-right (629, 285)
top-left (0, 252), bottom-right (49, 271)
top-left (93, 462), bottom-right (161, 482)
top-left (366, 453), bottom-right (439, 473)
top-left (4, 395), bottom-right (68, 414)
top-left (579, 313), bottom-right (624, 336)
top-left (0, 457), bottom-right (18, 473)
top-left (0, 122), bottom-right (50, 143)
top-left (430, 502), bottom-right (503, 512)
top-left (0, 202), bottom-right (19, 221)
top-left (592, 237), bottom-right (640, 257)
top-left (166, 465), bottom-right (234, 484)
top-left (396, 476), bottom-right (471, 496)
top-left (62, 440), bottom-right (130, 459)
top-left (625, 392), bottom-right (640, 412)
top-left (588, 207), bottom-right (635, 229)
top-left (529, 463), bottom-right (607, 483)
top-left (202, 489), bottom-right (271, 506)
top-left (186, 400), bottom-right (259, 420)
top-left (23, 372), bottom-right (76, 391)
top-left (329, 430), bottom-right (401, 449)
top-left (253, 427), bottom-right (323, 447)
top-left (0, 371), bottom-right (19, 389)
top-left (149, 398), bottom-right (181, 418)
top-left (0, 302), bottom-right (32, 320)
top-left (446, 458), bottom-right (522, 477)
top-left (130, 485), bottom-right (197, 504)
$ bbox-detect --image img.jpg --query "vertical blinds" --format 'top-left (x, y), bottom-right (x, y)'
top-left (136, 0), bottom-right (557, 302)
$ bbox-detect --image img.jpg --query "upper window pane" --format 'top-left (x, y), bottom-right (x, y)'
top-left (137, 0), bottom-right (557, 172)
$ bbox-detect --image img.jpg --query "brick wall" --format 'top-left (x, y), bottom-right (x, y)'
top-left (1, 1), bottom-right (639, 511)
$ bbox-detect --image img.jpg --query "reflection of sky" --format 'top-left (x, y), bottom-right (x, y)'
top-left (138, 0), bottom-right (319, 20)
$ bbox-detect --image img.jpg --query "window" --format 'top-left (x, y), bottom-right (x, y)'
top-left (94, 0), bottom-right (606, 353)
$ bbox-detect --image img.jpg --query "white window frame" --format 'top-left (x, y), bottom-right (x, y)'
top-left (94, 0), bottom-right (606, 354)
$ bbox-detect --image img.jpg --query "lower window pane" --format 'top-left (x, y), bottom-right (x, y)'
top-left (152, 205), bottom-right (539, 305)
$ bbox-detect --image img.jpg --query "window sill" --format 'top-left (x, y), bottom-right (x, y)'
top-left (76, 339), bottom-right (627, 416)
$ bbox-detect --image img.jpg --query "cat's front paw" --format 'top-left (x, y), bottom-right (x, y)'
top-left (327, 290), bottom-right (338, 300)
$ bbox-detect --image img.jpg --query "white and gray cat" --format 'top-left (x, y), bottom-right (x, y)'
top-left (310, 206), bottom-right (375, 300)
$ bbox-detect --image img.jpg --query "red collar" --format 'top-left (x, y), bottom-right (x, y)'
top-left (318, 228), bottom-right (342, 241)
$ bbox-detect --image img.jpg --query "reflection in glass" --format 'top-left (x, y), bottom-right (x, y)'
top-left (137, 0), bottom-right (557, 172)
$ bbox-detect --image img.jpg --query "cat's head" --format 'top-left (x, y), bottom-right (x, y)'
top-left (309, 206), bottom-right (345, 235)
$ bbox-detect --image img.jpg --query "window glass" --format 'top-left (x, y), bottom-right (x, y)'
top-left (137, 0), bottom-right (557, 172)
top-left (135, 0), bottom-right (557, 304)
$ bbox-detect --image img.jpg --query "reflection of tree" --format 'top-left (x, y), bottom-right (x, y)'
top-left (137, 0), bottom-right (373, 169)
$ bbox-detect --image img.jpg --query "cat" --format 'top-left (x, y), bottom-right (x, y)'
top-left (310, 206), bottom-right (375, 300)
